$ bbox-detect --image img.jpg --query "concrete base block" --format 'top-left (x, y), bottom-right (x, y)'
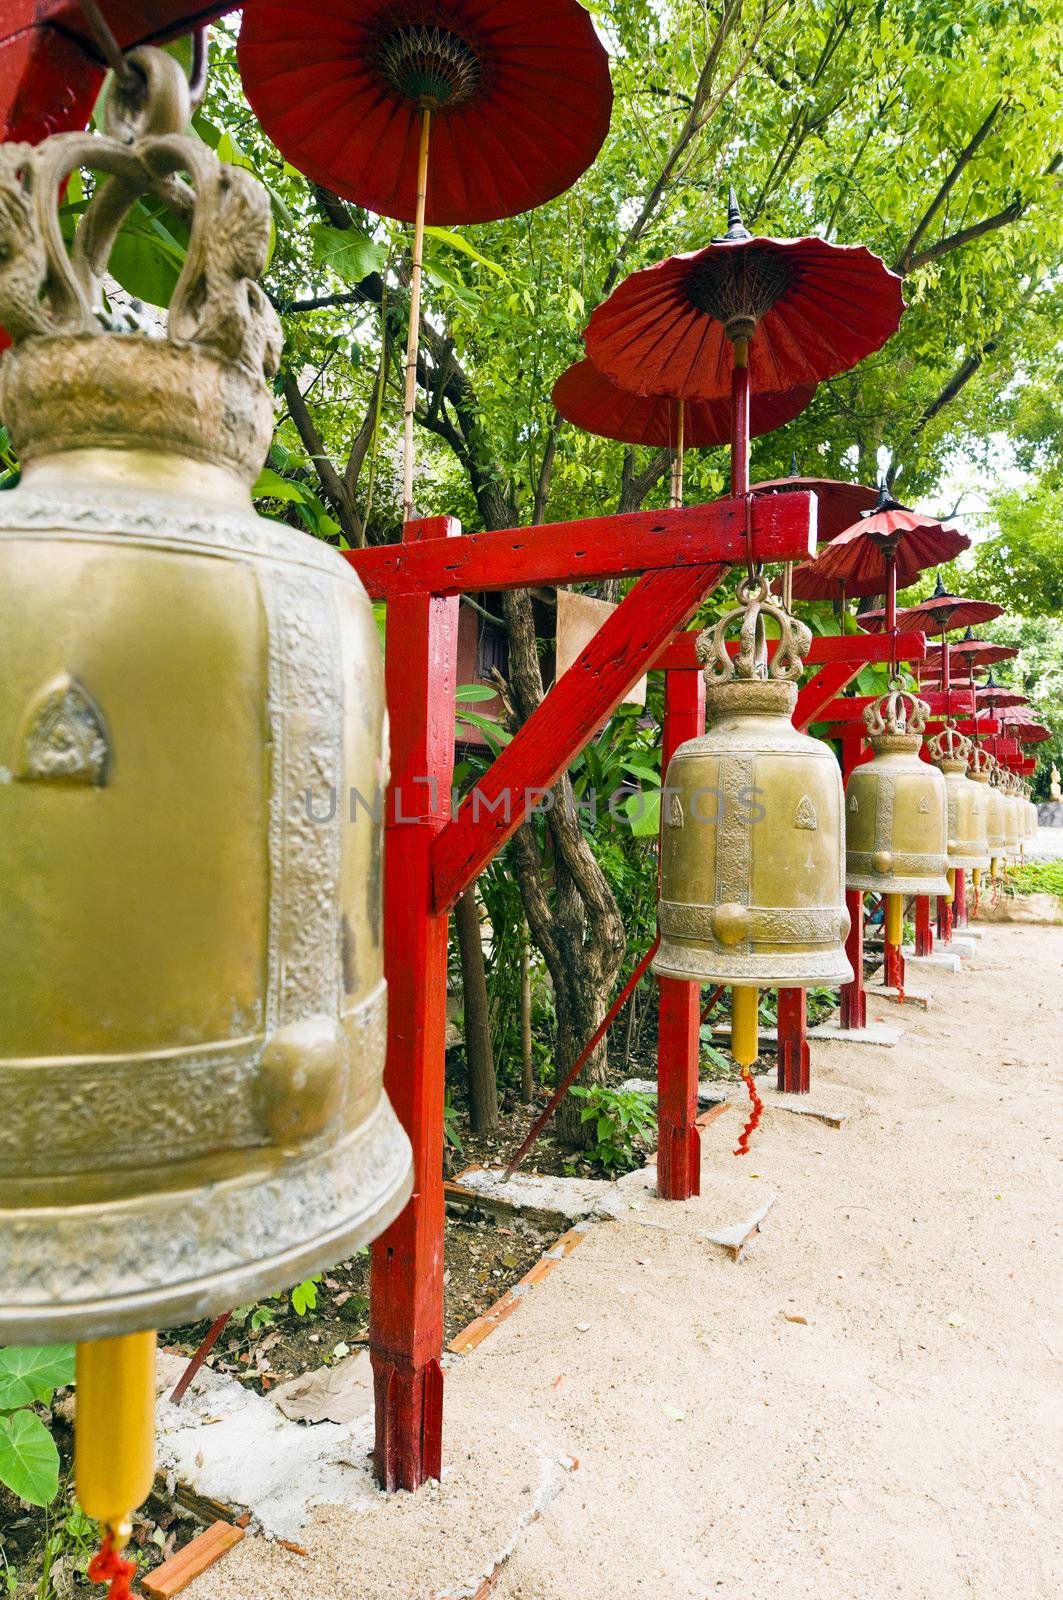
top-left (946, 936), bottom-right (977, 959)
top-left (902, 948), bottom-right (963, 974)
top-left (808, 1021), bottom-right (902, 1047)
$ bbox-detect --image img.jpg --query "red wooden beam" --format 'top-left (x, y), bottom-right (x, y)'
top-left (431, 562), bottom-right (728, 914)
top-left (369, 516), bottom-right (460, 1494)
top-left (652, 629), bottom-right (927, 672)
top-left (346, 493), bottom-right (816, 600)
top-left (821, 716), bottom-right (1001, 741)
top-left (818, 690), bottom-right (975, 721)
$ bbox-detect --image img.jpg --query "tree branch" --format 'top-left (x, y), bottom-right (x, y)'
top-left (280, 372), bottom-right (365, 545)
top-left (894, 99), bottom-right (1005, 273)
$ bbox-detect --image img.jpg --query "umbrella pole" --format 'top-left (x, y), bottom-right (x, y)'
top-left (402, 106), bottom-right (432, 525)
top-left (669, 399), bottom-right (685, 509)
top-left (885, 547), bottom-right (897, 673)
top-left (730, 338), bottom-right (750, 499)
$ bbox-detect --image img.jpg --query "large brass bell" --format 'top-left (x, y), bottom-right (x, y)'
top-left (845, 688), bottom-right (950, 898)
top-left (1001, 773), bottom-right (1021, 859)
top-left (965, 744), bottom-right (994, 892)
top-left (926, 726), bottom-right (990, 875)
top-left (985, 757), bottom-right (1008, 867)
top-left (654, 576), bottom-right (852, 990)
top-left (0, 51), bottom-right (412, 1347)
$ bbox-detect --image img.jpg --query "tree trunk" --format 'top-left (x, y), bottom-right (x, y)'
top-left (519, 933), bottom-right (533, 1103)
top-left (454, 884), bottom-right (498, 1134)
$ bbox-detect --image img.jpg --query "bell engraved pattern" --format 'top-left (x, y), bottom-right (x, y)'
top-left (654, 576), bottom-right (852, 988)
top-left (0, 49), bottom-right (411, 1343)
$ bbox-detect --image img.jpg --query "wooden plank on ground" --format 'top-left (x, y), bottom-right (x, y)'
top-left (141, 1521), bottom-right (245, 1599)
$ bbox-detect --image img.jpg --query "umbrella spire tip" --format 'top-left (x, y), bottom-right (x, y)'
top-left (722, 185), bottom-right (751, 240)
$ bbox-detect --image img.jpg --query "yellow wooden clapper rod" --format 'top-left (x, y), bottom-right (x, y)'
top-left (75, 1331), bottom-right (157, 1541)
top-left (947, 868), bottom-right (956, 899)
top-left (885, 892), bottom-right (903, 948)
top-left (730, 984), bottom-right (759, 1069)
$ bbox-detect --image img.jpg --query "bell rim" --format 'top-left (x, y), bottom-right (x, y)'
top-left (0, 1095), bottom-right (413, 1345)
top-left (652, 946), bottom-right (854, 988)
top-left (845, 872), bottom-right (953, 895)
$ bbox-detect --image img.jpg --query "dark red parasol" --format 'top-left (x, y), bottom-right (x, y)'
top-left (923, 633), bottom-right (1019, 673)
top-left (859, 575), bottom-right (1004, 637)
top-left (239, 0), bottom-right (612, 523)
top-left (976, 675), bottom-right (1027, 711)
top-left (583, 193), bottom-right (903, 404)
top-left (1000, 719), bottom-right (1051, 744)
top-left (751, 474), bottom-right (879, 544)
top-left (237, 0), bottom-right (612, 225)
top-left (1, 2), bottom-right (228, 142)
top-left (551, 359), bottom-right (814, 447)
top-left (791, 490), bottom-right (967, 616)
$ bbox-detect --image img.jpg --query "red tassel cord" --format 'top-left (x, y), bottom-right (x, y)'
top-left (733, 1067), bottom-right (763, 1157)
top-left (88, 1532), bottom-right (137, 1600)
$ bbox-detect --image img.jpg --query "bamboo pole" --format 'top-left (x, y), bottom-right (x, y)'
top-left (402, 107), bottom-right (431, 524)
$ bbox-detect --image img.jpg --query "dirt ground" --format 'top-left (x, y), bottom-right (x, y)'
top-left (189, 919), bottom-right (1062, 1600)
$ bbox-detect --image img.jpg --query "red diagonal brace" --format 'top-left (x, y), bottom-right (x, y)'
top-left (431, 562), bottom-right (728, 914)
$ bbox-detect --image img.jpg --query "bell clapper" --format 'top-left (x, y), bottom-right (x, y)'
top-left (731, 985), bottom-right (763, 1156)
top-left (76, 1332), bottom-right (157, 1589)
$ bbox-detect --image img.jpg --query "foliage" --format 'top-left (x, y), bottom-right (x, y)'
top-left (569, 1085), bottom-right (657, 1171)
top-left (1003, 860), bottom-right (1063, 900)
top-left (0, 1347), bottom-right (73, 1508)
top-left (981, 615), bottom-right (1063, 794)
top-left (443, 1089), bottom-right (464, 1151)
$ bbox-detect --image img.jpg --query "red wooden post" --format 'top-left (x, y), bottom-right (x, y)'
top-left (954, 867), bottom-right (968, 930)
top-left (369, 515), bottom-right (460, 1493)
top-left (840, 888), bottom-right (866, 1028)
top-left (656, 667), bottom-right (705, 1199)
top-left (936, 890), bottom-right (952, 942)
top-left (776, 987), bottom-right (810, 1092)
top-left (914, 895), bottom-right (933, 956)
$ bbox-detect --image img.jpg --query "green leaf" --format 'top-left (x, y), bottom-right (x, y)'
top-left (0, 1411), bottom-right (60, 1506)
top-left (310, 224), bottom-right (385, 285)
top-left (0, 1346), bottom-right (74, 1410)
top-left (422, 226), bottom-right (508, 278)
top-left (253, 466), bottom-right (307, 504)
top-left (455, 684), bottom-right (499, 703)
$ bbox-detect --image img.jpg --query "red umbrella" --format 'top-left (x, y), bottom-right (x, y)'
top-left (238, 0), bottom-right (611, 224)
top-left (1001, 720), bottom-right (1051, 744)
top-left (582, 191), bottom-right (902, 500)
top-left (551, 358), bottom-right (813, 505)
top-left (1, 2), bottom-right (228, 142)
top-left (583, 193), bottom-right (902, 403)
top-left (239, 0), bottom-right (612, 523)
top-left (790, 490), bottom-right (968, 632)
top-left (977, 675), bottom-right (1027, 711)
top-left (922, 629), bottom-right (1018, 673)
top-left (552, 359), bottom-right (814, 448)
top-left (860, 576), bottom-right (1004, 637)
top-left (751, 474), bottom-right (879, 544)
